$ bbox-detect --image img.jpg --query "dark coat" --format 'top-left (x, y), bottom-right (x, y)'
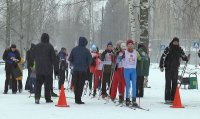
top-left (137, 45), bottom-right (150, 77)
top-left (159, 40), bottom-right (188, 70)
top-left (3, 48), bottom-right (21, 70)
top-left (69, 37), bottom-right (92, 72)
top-left (26, 43), bottom-right (35, 68)
top-left (32, 35), bottom-right (59, 75)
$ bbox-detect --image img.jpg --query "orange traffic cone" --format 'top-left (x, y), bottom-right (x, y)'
top-left (170, 86), bottom-right (184, 108)
top-left (55, 85), bottom-right (70, 107)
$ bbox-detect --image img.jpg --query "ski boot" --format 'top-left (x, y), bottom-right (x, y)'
top-left (132, 97), bottom-right (138, 107)
top-left (93, 90), bottom-right (96, 97)
top-left (102, 93), bottom-right (108, 99)
top-left (51, 91), bottom-right (58, 97)
top-left (119, 95), bottom-right (124, 104)
top-left (126, 98), bottom-right (131, 106)
top-left (35, 98), bottom-right (40, 104)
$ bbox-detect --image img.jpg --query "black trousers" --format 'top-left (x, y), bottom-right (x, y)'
top-left (18, 80), bottom-right (23, 90)
top-left (35, 74), bottom-right (52, 100)
top-left (4, 68), bottom-right (17, 93)
top-left (25, 67), bottom-right (32, 90)
top-left (102, 72), bottom-right (112, 95)
top-left (58, 68), bottom-right (66, 89)
top-left (136, 76), bottom-right (144, 97)
top-left (73, 71), bottom-right (86, 102)
top-left (165, 69), bottom-right (178, 101)
top-left (87, 72), bottom-right (93, 90)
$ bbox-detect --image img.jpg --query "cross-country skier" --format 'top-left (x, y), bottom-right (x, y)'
top-left (110, 42), bottom-right (126, 103)
top-left (123, 40), bottom-right (141, 107)
top-left (100, 41), bottom-right (115, 98)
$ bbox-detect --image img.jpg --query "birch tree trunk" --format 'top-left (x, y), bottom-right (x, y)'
top-left (19, 0), bottom-right (24, 57)
top-left (128, 0), bottom-right (137, 42)
top-left (140, 0), bottom-right (149, 51)
top-left (6, 0), bottom-right (11, 48)
top-left (26, 0), bottom-right (32, 50)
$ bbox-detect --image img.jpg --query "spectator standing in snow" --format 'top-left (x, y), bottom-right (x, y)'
top-left (32, 33), bottom-right (59, 104)
top-left (16, 57), bottom-right (25, 93)
top-left (159, 37), bottom-right (189, 104)
top-left (2, 44), bottom-right (21, 94)
top-left (136, 43), bottom-right (150, 97)
top-left (69, 37), bottom-right (92, 104)
top-left (25, 43), bottom-right (35, 91)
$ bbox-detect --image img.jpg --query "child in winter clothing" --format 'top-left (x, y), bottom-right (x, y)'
top-left (123, 40), bottom-right (141, 106)
top-left (16, 58), bottom-right (25, 93)
top-left (93, 48), bottom-right (103, 97)
top-left (87, 45), bottom-right (98, 94)
top-left (110, 42), bottom-right (126, 103)
top-left (101, 41), bottom-right (115, 98)
top-left (57, 47), bottom-right (68, 90)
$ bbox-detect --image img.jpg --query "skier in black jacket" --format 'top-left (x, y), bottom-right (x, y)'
top-left (32, 33), bottom-right (59, 104)
top-left (3, 44), bottom-right (21, 94)
top-left (159, 37), bottom-right (189, 104)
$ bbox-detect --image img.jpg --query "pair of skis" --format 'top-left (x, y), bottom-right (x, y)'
top-left (115, 102), bottom-right (149, 111)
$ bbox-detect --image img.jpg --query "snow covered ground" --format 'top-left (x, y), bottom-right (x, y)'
top-left (0, 63), bottom-right (199, 119)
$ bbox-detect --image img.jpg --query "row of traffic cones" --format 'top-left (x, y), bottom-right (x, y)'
top-left (55, 85), bottom-right (184, 108)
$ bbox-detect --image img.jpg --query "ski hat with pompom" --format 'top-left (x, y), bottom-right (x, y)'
top-left (126, 39), bottom-right (134, 45)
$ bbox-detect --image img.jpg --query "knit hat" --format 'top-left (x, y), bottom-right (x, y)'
top-left (120, 42), bottom-right (126, 50)
top-left (172, 37), bottom-right (179, 42)
top-left (11, 44), bottom-right (16, 48)
top-left (91, 44), bottom-right (97, 52)
top-left (126, 39), bottom-right (134, 45)
top-left (107, 41), bottom-right (113, 46)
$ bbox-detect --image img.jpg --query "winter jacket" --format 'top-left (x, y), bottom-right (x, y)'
top-left (159, 41), bottom-right (188, 70)
top-left (69, 37), bottom-right (92, 72)
top-left (32, 35), bottom-right (59, 75)
top-left (101, 49), bottom-right (115, 73)
top-left (26, 43), bottom-right (35, 68)
top-left (57, 51), bottom-right (68, 70)
top-left (3, 48), bottom-right (21, 70)
top-left (16, 58), bottom-right (25, 80)
top-left (136, 47), bottom-right (150, 77)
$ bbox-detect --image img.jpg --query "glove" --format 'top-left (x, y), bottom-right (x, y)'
top-left (160, 67), bottom-right (164, 72)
